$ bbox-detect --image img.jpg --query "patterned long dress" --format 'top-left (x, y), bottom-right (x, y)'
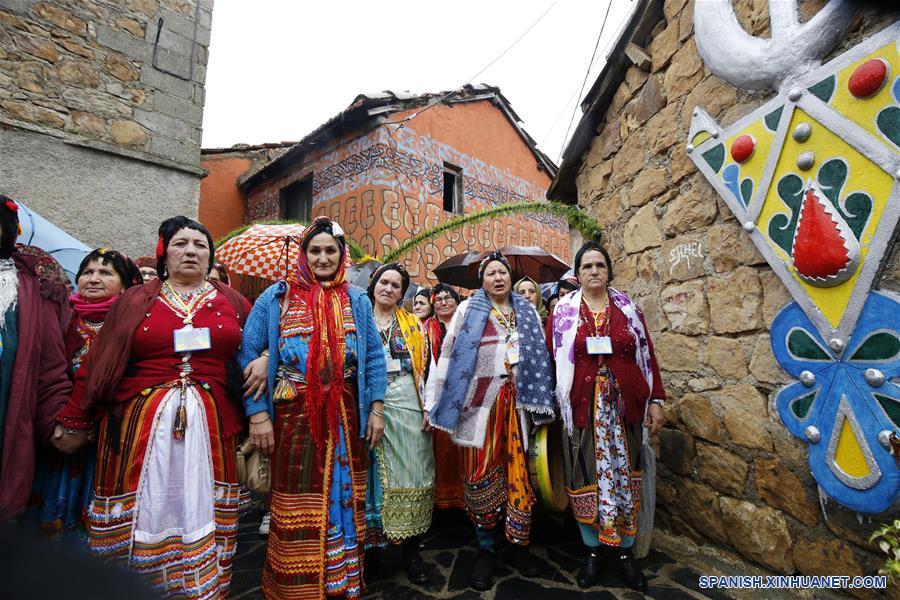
top-left (563, 302), bottom-right (641, 547)
top-left (366, 314), bottom-right (434, 546)
top-left (459, 307), bottom-right (536, 546)
top-left (87, 284), bottom-right (245, 598)
top-left (32, 318), bottom-right (101, 540)
top-left (424, 317), bottom-right (465, 510)
top-left (262, 296), bottom-right (368, 600)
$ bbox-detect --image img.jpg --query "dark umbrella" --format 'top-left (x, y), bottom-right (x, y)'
top-left (431, 250), bottom-right (484, 288)
top-left (434, 246), bottom-right (569, 289)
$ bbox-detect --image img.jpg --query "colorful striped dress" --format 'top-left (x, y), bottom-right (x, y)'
top-left (83, 284), bottom-right (246, 598)
top-left (457, 307), bottom-right (535, 546)
top-left (261, 290), bottom-right (368, 600)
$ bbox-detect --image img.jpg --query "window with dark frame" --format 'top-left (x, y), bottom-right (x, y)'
top-left (279, 177), bottom-right (312, 223)
top-left (442, 162), bottom-right (463, 214)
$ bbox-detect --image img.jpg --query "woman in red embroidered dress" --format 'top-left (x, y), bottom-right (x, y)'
top-left (56, 216), bottom-right (250, 599)
top-left (547, 241), bottom-right (665, 592)
top-left (34, 248), bottom-right (140, 539)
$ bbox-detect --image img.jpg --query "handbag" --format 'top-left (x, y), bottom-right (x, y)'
top-left (236, 438), bottom-right (271, 493)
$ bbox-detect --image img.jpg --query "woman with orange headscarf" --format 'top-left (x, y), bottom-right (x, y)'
top-left (239, 217), bottom-right (386, 600)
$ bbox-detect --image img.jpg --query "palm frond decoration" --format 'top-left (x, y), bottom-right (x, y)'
top-left (382, 200), bottom-right (600, 263)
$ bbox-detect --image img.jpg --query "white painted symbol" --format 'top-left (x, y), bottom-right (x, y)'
top-left (669, 241), bottom-right (704, 274)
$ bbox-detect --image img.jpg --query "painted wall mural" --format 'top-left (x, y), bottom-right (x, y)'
top-left (246, 116), bottom-right (571, 284)
top-left (689, 2), bottom-right (899, 514)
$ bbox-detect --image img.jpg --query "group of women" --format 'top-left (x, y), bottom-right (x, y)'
top-left (2, 204), bottom-right (666, 599)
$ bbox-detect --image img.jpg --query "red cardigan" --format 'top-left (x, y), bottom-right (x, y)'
top-left (60, 281), bottom-right (250, 437)
top-left (546, 297), bottom-right (665, 425)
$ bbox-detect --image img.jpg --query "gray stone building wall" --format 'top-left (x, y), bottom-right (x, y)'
top-left (0, 0), bottom-right (213, 256)
top-left (572, 0), bottom-right (900, 592)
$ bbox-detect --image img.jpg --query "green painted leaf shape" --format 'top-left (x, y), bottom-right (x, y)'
top-left (791, 392), bottom-right (816, 419)
top-left (788, 328), bottom-right (831, 361)
top-left (764, 106), bottom-right (784, 132)
top-left (768, 174), bottom-right (804, 254)
top-left (876, 106), bottom-right (900, 148)
top-left (702, 144), bottom-right (725, 173)
top-left (740, 178), bottom-right (753, 206)
top-left (817, 158), bottom-right (872, 239)
top-left (809, 75), bottom-right (836, 103)
top-left (843, 192), bottom-right (872, 240)
top-left (874, 394), bottom-right (900, 427)
top-left (851, 332), bottom-right (900, 361)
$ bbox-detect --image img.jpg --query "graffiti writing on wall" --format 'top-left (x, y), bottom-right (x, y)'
top-left (315, 187), bottom-right (570, 283)
top-left (668, 241), bottom-right (704, 274)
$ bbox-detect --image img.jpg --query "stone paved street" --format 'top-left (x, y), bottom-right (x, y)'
top-left (231, 502), bottom-right (736, 600)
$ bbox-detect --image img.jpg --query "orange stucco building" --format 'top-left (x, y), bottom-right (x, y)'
top-left (201, 85), bottom-right (569, 284)
top-left (200, 142), bottom-right (296, 240)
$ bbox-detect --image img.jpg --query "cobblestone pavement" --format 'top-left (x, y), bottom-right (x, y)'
top-left (231, 505), bottom-right (734, 600)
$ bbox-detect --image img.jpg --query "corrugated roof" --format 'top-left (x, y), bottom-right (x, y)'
top-left (547, 0), bottom-right (664, 203)
top-left (239, 84), bottom-right (557, 191)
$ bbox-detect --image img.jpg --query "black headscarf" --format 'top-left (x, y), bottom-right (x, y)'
top-left (0, 195), bottom-right (20, 259)
top-left (76, 248), bottom-right (142, 288)
top-left (155, 216), bottom-right (215, 279)
top-left (367, 262), bottom-right (410, 305)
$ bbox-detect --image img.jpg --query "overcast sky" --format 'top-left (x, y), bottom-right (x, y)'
top-left (202, 0), bottom-right (635, 164)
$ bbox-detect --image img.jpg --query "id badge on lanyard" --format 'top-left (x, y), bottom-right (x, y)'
top-left (385, 349), bottom-right (402, 374)
top-left (174, 324), bottom-right (212, 353)
top-left (586, 336), bottom-right (612, 355)
top-left (506, 331), bottom-right (520, 365)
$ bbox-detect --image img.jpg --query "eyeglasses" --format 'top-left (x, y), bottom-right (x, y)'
top-left (433, 295), bottom-right (456, 305)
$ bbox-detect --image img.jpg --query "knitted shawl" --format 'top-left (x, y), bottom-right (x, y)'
top-left (429, 289), bottom-right (554, 447)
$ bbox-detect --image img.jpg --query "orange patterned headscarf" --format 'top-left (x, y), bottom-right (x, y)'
top-left (289, 217), bottom-right (352, 450)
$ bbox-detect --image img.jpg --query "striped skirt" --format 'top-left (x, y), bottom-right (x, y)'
top-left (263, 382), bottom-right (368, 600)
top-left (460, 380), bottom-right (535, 546)
top-left (88, 383), bottom-right (242, 599)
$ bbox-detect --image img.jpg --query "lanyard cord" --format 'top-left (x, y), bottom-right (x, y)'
top-left (164, 281), bottom-right (210, 325)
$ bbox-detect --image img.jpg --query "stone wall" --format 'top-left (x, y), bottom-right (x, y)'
top-left (0, 124), bottom-right (199, 257)
top-left (0, 0), bottom-right (212, 255)
top-left (0, 0), bottom-right (212, 168)
top-left (575, 0), bottom-right (900, 590)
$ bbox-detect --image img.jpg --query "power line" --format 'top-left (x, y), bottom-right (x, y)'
top-left (557, 0), bottom-right (615, 162)
top-left (540, 71), bottom-right (599, 144)
top-left (383, 0), bottom-right (559, 130)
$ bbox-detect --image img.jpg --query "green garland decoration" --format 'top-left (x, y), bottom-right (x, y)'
top-left (382, 200), bottom-right (601, 263)
top-left (215, 219), bottom-right (366, 261)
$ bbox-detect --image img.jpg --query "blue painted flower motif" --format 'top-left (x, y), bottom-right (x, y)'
top-left (771, 291), bottom-right (900, 513)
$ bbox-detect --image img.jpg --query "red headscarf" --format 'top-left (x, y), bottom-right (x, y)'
top-left (288, 217), bottom-right (352, 450)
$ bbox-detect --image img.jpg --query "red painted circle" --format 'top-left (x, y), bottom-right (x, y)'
top-left (730, 134), bottom-right (756, 163)
top-left (848, 58), bottom-right (889, 99)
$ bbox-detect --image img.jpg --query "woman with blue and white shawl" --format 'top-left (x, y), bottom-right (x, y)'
top-left (548, 240), bottom-right (665, 593)
top-left (424, 250), bottom-right (555, 592)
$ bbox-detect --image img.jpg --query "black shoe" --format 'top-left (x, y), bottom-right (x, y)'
top-left (510, 544), bottom-right (540, 577)
top-left (402, 540), bottom-right (429, 585)
top-left (576, 548), bottom-right (602, 589)
top-left (470, 549), bottom-right (496, 591)
top-left (618, 549), bottom-right (647, 592)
